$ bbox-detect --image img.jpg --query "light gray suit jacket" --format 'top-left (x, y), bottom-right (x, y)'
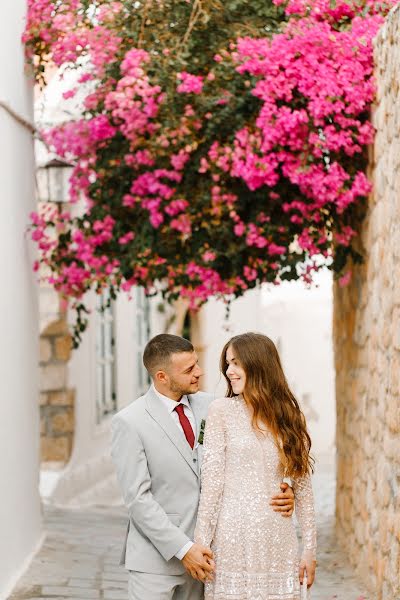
top-left (110, 387), bottom-right (213, 575)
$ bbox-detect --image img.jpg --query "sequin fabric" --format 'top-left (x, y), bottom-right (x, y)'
top-left (194, 397), bottom-right (317, 600)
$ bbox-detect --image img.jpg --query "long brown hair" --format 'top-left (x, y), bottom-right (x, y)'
top-left (221, 332), bottom-right (314, 478)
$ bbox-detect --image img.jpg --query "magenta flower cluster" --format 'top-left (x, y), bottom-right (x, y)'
top-left (23, 0), bottom-right (397, 331)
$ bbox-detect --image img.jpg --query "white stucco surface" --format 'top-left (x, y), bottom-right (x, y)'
top-left (47, 291), bottom-right (149, 506)
top-left (0, 1), bottom-right (42, 596)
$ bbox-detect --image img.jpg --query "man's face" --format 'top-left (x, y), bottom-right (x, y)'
top-left (160, 351), bottom-right (203, 396)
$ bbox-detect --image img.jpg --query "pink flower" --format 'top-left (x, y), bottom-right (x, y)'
top-left (122, 194), bottom-right (136, 207)
top-left (78, 72), bottom-right (94, 84)
top-left (268, 243), bottom-right (286, 255)
top-left (165, 199), bottom-right (189, 216)
top-left (149, 212), bottom-right (164, 228)
top-left (234, 222), bottom-right (246, 237)
top-left (244, 266), bottom-right (258, 281)
top-left (118, 232), bottom-right (135, 245)
top-left (339, 270), bottom-right (352, 287)
top-left (202, 251), bottom-right (216, 262)
top-left (24, 0), bottom-right (390, 330)
top-left (177, 72), bottom-right (204, 94)
top-left (170, 214), bottom-right (192, 235)
top-left (170, 150), bottom-right (190, 171)
top-left (43, 115), bottom-right (116, 159)
top-left (62, 88), bottom-right (77, 100)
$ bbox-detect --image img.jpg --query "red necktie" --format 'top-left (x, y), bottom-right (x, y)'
top-left (175, 404), bottom-right (195, 449)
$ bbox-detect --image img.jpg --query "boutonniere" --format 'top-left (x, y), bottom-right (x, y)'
top-left (198, 419), bottom-right (206, 445)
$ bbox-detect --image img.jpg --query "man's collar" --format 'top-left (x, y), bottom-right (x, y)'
top-left (151, 384), bottom-right (190, 414)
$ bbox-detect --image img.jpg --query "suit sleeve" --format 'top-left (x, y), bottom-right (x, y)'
top-left (111, 416), bottom-right (190, 562)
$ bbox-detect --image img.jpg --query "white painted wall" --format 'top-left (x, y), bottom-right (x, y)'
top-left (47, 289), bottom-right (151, 506)
top-left (201, 288), bottom-right (263, 395)
top-left (201, 271), bottom-right (335, 458)
top-left (0, 1), bottom-right (42, 596)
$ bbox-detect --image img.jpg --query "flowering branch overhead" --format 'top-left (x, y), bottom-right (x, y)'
top-left (24, 0), bottom-right (398, 345)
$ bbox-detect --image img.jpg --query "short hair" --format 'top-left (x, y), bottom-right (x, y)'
top-left (143, 334), bottom-right (194, 375)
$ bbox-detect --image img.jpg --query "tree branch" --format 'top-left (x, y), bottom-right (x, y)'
top-left (138, 0), bottom-right (153, 48)
top-left (0, 99), bottom-right (36, 134)
top-left (179, 0), bottom-right (204, 52)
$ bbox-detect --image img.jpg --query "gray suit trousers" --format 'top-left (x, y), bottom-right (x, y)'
top-left (128, 571), bottom-right (204, 600)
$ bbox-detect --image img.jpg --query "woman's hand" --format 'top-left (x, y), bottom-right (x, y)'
top-left (299, 556), bottom-right (316, 588)
top-left (182, 543), bottom-right (215, 582)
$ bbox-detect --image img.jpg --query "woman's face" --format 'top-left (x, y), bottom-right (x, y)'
top-left (225, 344), bottom-right (246, 395)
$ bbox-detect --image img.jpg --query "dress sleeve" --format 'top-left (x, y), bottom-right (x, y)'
top-left (194, 400), bottom-right (226, 548)
top-left (293, 474), bottom-right (317, 562)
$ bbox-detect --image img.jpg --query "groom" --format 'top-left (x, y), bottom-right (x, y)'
top-left (111, 334), bottom-right (295, 600)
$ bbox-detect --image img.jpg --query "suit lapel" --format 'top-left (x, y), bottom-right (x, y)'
top-left (145, 388), bottom-right (198, 477)
top-left (188, 394), bottom-right (206, 441)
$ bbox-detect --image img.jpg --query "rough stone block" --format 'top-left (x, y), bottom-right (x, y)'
top-left (101, 581), bottom-right (127, 590)
top-left (102, 592), bottom-right (127, 600)
top-left (392, 308), bottom-right (400, 350)
top-left (41, 436), bottom-right (71, 462)
top-left (385, 399), bottom-right (400, 434)
top-left (40, 364), bottom-right (67, 392)
top-left (51, 409), bottom-right (74, 434)
top-left (40, 338), bottom-right (52, 363)
top-left (68, 578), bottom-right (96, 588)
top-left (101, 572), bottom-right (128, 582)
top-left (388, 354), bottom-right (400, 396)
top-left (40, 393), bottom-right (49, 406)
top-left (41, 416), bottom-right (47, 435)
top-left (42, 318), bottom-right (69, 337)
top-left (55, 334), bottom-right (72, 361)
top-left (49, 389), bottom-right (75, 406)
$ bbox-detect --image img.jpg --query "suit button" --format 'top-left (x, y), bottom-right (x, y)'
top-left (193, 458), bottom-right (197, 462)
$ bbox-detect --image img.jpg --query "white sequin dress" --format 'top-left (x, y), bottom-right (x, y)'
top-left (194, 396), bottom-right (316, 600)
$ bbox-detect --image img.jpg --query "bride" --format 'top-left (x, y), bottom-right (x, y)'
top-left (195, 332), bottom-right (316, 599)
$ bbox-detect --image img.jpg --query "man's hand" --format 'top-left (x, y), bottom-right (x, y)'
top-left (299, 556), bottom-right (316, 588)
top-left (270, 482), bottom-right (295, 517)
top-left (182, 543), bottom-right (215, 582)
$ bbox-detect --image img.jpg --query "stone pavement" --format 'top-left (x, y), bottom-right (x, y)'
top-left (9, 463), bottom-right (369, 600)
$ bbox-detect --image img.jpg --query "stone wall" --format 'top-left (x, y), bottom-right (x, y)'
top-left (333, 7), bottom-right (400, 599)
top-left (40, 318), bottom-right (75, 463)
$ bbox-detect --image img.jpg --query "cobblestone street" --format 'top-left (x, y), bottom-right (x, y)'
top-left (9, 462), bottom-right (369, 600)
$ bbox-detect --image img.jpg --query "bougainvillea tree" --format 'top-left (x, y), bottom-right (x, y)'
top-left (24, 0), bottom-right (397, 344)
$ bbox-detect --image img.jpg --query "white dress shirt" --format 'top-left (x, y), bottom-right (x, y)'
top-left (152, 385), bottom-right (196, 560)
top-left (152, 384), bottom-right (197, 442)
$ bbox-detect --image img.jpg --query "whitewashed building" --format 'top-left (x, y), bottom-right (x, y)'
top-left (41, 289), bottom-right (152, 506)
top-left (0, 1), bottom-right (42, 596)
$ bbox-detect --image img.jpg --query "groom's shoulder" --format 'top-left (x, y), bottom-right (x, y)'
top-left (111, 391), bottom-right (148, 427)
top-left (191, 390), bottom-right (218, 412)
top-left (192, 390), bottom-right (214, 403)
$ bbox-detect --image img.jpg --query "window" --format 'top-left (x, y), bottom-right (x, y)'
top-left (96, 290), bottom-right (117, 422)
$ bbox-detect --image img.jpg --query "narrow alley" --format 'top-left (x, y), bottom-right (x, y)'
top-left (9, 462), bottom-right (369, 600)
